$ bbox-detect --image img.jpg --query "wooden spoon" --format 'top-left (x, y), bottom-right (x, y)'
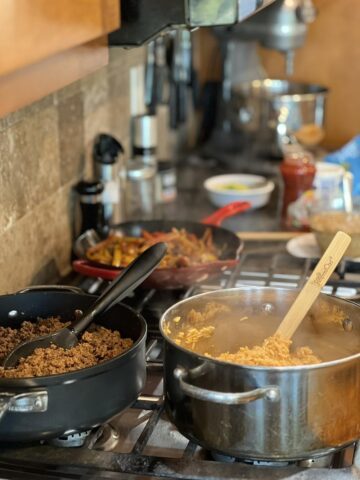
top-left (276, 231), bottom-right (351, 339)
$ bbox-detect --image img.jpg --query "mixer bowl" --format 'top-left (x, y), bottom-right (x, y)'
top-left (230, 79), bottom-right (328, 157)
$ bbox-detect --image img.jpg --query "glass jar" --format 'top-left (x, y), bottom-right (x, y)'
top-left (126, 159), bottom-right (156, 220)
top-left (280, 151), bottom-right (316, 229)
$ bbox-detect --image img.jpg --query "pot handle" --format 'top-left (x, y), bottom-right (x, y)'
top-left (201, 202), bottom-right (251, 227)
top-left (0, 391), bottom-right (48, 421)
top-left (174, 367), bottom-right (280, 405)
top-left (17, 285), bottom-right (84, 295)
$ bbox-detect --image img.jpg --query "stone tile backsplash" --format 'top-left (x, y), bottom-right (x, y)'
top-left (0, 47), bottom-right (145, 294)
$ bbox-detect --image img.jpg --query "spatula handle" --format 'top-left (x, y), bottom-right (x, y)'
top-left (276, 231), bottom-right (351, 339)
top-left (71, 242), bottom-right (167, 336)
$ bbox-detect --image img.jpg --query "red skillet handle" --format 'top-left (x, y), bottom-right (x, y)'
top-left (201, 201), bottom-right (251, 227)
top-left (73, 260), bottom-right (120, 281)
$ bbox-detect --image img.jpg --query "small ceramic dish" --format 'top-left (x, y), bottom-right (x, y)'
top-left (309, 211), bottom-right (360, 258)
top-left (204, 174), bottom-right (275, 209)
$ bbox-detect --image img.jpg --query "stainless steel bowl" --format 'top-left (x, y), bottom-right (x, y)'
top-left (160, 287), bottom-right (360, 461)
top-left (230, 79), bottom-right (328, 156)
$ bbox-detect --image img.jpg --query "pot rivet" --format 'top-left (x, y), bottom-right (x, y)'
top-left (8, 310), bottom-right (18, 319)
top-left (266, 388), bottom-right (280, 402)
top-left (262, 303), bottom-right (274, 314)
top-left (342, 318), bottom-right (353, 332)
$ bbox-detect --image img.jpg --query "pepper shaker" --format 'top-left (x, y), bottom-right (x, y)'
top-left (132, 115), bottom-right (157, 168)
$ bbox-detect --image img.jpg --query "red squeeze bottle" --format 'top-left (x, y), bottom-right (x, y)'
top-left (280, 151), bottom-right (316, 228)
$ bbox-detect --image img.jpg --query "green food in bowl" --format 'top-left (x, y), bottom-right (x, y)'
top-left (216, 183), bottom-right (250, 192)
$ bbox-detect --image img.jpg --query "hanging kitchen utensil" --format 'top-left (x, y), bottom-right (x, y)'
top-left (4, 243), bottom-right (167, 368)
top-left (154, 35), bottom-right (169, 106)
top-left (72, 201), bottom-right (250, 289)
top-left (144, 40), bottom-right (156, 112)
top-left (276, 230), bottom-right (351, 339)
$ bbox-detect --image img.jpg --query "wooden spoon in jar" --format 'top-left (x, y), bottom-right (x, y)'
top-left (276, 231), bottom-right (351, 339)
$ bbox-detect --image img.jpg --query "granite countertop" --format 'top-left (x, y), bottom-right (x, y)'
top-left (153, 158), bottom-right (282, 233)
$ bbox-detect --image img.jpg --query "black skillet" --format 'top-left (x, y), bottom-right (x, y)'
top-left (0, 287), bottom-right (146, 442)
top-left (0, 243), bottom-right (167, 442)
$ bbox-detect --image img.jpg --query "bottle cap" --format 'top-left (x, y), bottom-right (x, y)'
top-left (93, 134), bottom-right (124, 165)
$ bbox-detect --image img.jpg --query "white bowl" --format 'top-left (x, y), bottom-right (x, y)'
top-left (204, 174), bottom-right (275, 209)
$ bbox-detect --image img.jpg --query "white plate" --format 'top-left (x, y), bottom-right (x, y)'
top-left (286, 233), bottom-right (320, 259)
top-left (287, 233), bottom-right (360, 263)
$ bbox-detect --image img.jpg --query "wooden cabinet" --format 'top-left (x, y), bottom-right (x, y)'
top-left (0, 0), bottom-right (120, 117)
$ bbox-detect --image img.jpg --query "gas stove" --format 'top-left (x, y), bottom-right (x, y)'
top-left (1, 238), bottom-right (360, 479)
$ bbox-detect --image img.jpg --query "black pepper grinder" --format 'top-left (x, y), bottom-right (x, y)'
top-left (75, 181), bottom-right (105, 235)
top-left (93, 134), bottom-right (125, 227)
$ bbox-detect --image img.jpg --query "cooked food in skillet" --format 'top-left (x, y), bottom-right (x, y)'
top-left (0, 317), bottom-right (133, 378)
top-left (164, 302), bottom-right (321, 366)
top-left (86, 228), bottom-right (220, 268)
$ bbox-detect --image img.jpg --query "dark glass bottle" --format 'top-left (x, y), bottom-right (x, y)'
top-left (75, 181), bottom-right (105, 235)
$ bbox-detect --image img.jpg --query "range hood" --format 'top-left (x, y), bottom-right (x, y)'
top-left (109, 0), bottom-right (276, 47)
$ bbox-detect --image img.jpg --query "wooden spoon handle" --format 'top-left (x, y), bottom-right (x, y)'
top-left (276, 231), bottom-right (351, 339)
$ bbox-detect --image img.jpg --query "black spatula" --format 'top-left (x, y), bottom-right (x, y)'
top-left (3, 242), bottom-right (167, 369)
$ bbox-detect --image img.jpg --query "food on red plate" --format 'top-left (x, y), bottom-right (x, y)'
top-left (86, 228), bottom-right (220, 268)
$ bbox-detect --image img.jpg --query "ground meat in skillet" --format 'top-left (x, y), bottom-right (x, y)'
top-left (0, 317), bottom-right (133, 378)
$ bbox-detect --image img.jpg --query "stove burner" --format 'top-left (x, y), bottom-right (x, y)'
top-left (211, 451), bottom-right (292, 467)
top-left (210, 446), bottom-right (357, 469)
top-left (48, 430), bottom-right (91, 448)
top-left (92, 424), bottom-right (119, 451)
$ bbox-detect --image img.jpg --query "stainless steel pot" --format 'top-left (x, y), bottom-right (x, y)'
top-left (160, 287), bottom-right (360, 461)
top-left (230, 79), bottom-right (328, 157)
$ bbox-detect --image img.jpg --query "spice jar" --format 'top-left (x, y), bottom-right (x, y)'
top-left (126, 159), bottom-right (156, 220)
top-left (280, 151), bottom-right (316, 229)
top-left (132, 114), bottom-right (157, 168)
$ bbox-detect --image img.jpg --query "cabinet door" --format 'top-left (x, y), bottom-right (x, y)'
top-left (0, 0), bottom-right (120, 76)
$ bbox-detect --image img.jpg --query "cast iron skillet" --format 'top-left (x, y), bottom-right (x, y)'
top-left (0, 286), bottom-right (146, 442)
top-left (72, 202), bottom-right (249, 289)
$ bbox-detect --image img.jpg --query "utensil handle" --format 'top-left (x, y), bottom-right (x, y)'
top-left (71, 242), bottom-right (167, 335)
top-left (16, 285), bottom-right (84, 295)
top-left (0, 392), bottom-right (48, 421)
top-left (201, 202), bottom-right (251, 227)
top-left (174, 368), bottom-right (279, 404)
top-left (276, 231), bottom-right (351, 339)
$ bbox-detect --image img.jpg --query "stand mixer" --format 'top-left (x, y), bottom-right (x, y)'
top-left (204, 0), bottom-right (324, 162)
